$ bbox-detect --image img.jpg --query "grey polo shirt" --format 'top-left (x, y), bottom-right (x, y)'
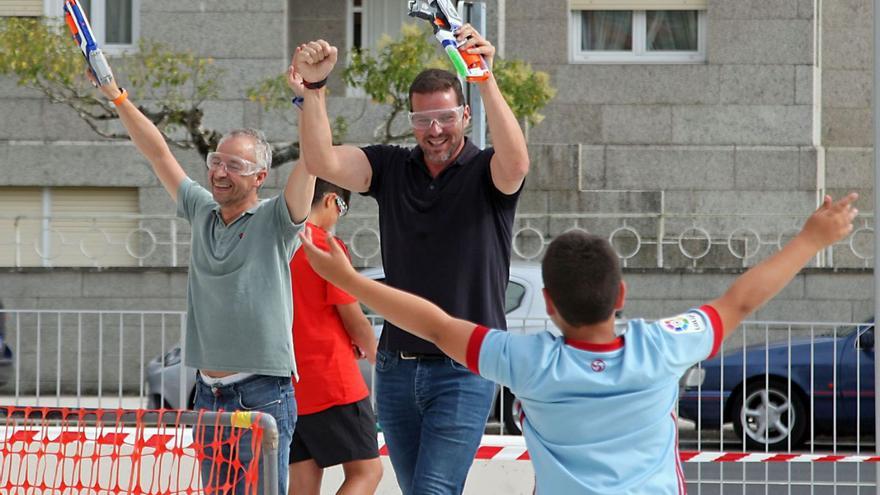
top-left (177, 178), bottom-right (303, 377)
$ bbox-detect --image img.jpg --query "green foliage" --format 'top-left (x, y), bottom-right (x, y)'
top-left (246, 73), bottom-right (290, 111)
top-left (343, 23), bottom-right (446, 109)
top-left (0, 17), bottom-right (82, 88)
top-left (492, 58), bottom-right (556, 127)
top-left (0, 16), bottom-right (224, 153)
top-left (124, 39), bottom-right (221, 108)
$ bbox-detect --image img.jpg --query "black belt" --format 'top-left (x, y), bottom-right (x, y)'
top-left (398, 351), bottom-right (446, 360)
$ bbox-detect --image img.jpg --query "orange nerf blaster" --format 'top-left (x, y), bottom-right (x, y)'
top-left (408, 0), bottom-right (489, 83)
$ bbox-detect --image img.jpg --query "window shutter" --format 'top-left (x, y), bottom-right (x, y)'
top-left (0, 188), bottom-right (43, 266)
top-left (570, 0), bottom-right (706, 10)
top-left (51, 187), bottom-right (141, 266)
top-left (0, 187), bottom-right (141, 267)
top-left (0, 0), bottom-right (43, 16)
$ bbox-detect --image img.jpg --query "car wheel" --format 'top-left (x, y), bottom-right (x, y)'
top-left (501, 387), bottom-right (523, 436)
top-left (731, 381), bottom-right (807, 450)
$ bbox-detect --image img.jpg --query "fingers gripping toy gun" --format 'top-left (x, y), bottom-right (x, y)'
top-left (408, 0), bottom-right (489, 83)
top-left (63, 0), bottom-right (113, 86)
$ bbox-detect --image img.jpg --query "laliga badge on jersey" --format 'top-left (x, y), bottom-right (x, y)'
top-left (659, 313), bottom-right (706, 335)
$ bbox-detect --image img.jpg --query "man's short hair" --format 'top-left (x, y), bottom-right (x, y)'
top-left (408, 69), bottom-right (465, 110)
top-left (542, 231), bottom-right (621, 326)
top-left (311, 178), bottom-right (351, 207)
top-left (218, 128), bottom-right (272, 171)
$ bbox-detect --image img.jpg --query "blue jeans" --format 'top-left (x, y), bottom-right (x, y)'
top-left (375, 350), bottom-right (495, 495)
top-left (194, 374), bottom-right (296, 495)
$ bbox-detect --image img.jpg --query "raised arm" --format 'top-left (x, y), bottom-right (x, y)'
top-left (709, 193), bottom-right (859, 337)
top-left (284, 65), bottom-right (315, 224)
top-left (299, 229), bottom-right (476, 364)
top-left (95, 75), bottom-right (186, 201)
top-left (293, 41), bottom-right (373, 194)
top-left (336, 302), bottom-right (378, 365)
top-left (456, 25), bottom-right (529, 195)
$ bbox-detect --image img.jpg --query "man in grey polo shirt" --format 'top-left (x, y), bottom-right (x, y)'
top-left (95, 60), bottom-right (313, 494)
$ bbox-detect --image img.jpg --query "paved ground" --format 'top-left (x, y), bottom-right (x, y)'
top-left (2, 397), bottom-right (877, 493)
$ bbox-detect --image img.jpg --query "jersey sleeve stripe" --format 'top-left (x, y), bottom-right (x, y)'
top-left (466, 325), bottom-right (491, 375)
top-left (699, 304), bottom-right (724, 359)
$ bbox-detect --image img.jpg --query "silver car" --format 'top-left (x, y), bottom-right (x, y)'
top-left (145, 262), bottom-right (553, 434)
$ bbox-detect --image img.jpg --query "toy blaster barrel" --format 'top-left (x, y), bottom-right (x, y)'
top-left (63, 0), bottom-right (113, 86)
top-left (407, 0), bottom-right (489, 83)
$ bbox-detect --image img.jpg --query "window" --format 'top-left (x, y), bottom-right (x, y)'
top-left (504, 282), bottom-right (526, 314)
top-left (570, 1), bottom-right (705, 63)
top-left (47, 0), bottom-right (139, 50)
top-left (347, 0), bottom-right (416, 56)
top-left (349, 0), bottom-right (364, 52)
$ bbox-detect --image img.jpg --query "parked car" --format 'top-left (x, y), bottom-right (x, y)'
top-left (0, 300), bottom-right (14, 387)
top-left (146, 262), bottom-right (554, 434)
top-left (678, 320), bottom-right (875, 450)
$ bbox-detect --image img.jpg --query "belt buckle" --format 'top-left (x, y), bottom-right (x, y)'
top-left (399, 351), bottom-right (418, 360)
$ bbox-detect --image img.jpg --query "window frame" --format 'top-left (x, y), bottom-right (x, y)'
top-left (345, 0), bottom-right (366, 97)
top-left (47, 0), bottom-right (140, 53)
top-left (569, 9), bottom-right (706, 64)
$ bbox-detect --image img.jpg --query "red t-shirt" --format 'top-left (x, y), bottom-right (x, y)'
top-left (290, 223), bottom-right (370, 415)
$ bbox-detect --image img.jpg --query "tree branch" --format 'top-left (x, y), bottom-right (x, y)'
top-left (270, 142), bottom-right (300, 168)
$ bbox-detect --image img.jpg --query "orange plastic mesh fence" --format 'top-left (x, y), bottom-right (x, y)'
top-left (0, 406), bottom-right (267, 495)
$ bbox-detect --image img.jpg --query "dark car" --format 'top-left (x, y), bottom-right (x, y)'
top-left (0, 301), bottom-right (14, 386)
top-left (678, 320), bottom-right (875, 450)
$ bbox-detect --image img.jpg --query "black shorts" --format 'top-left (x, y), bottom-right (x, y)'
top-left (289, 397), bottom-right (379, 468)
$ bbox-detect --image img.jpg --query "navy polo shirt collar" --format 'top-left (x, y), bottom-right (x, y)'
top-left (408, 137), bottom-right (481, 175)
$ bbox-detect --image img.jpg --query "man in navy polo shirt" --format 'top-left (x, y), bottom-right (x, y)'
top-left (294, 28), bottom-right (529, 494)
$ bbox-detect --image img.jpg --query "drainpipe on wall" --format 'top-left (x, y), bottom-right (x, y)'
top-left (872, 1), bottom-right (880, 492)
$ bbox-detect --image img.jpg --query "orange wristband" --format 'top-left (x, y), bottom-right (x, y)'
top-left (112, 88), bottom-right (128, 107)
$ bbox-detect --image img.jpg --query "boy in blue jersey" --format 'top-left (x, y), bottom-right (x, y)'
top-left (297, 193), bottom-right (858, 494)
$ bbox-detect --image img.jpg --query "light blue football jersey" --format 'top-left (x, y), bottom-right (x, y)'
top-left (466, 306), bottom-right (722, 494)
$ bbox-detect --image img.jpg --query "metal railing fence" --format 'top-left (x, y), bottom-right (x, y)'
top-left (0, 309), bottom-right (876, 491)
top-left (1, 210), bottom-right (875, 269)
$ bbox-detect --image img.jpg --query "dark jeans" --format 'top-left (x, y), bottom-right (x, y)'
top-left (194, 373), bottom-right (296, 495)
top-left (375, 349), bottom-right (495, 495)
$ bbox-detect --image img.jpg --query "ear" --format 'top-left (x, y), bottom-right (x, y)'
top-left (254, 169), bottom-right (268, 187)
top-left (542, 288), bottom-right (557, 317)
top-left (324, 193), bottom-right (336, 210)
top-left (614, 280), bottom-right (627, 311)
top-left (462, 104), bottom-right (471, 124)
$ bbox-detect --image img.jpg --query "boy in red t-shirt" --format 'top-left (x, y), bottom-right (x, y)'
top-left (289, 179), bottom-right (382, 494)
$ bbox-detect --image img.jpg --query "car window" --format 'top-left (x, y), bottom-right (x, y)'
top-left (361, 278), bottom-right (385, 327)
top-left (360, 277), bottom-right (527, 319)
top-left (505, 281), bottom-right (526, 314)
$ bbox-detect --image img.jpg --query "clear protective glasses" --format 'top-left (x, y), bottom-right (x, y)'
top-left (407, 105), bottom-right (464, 130)
top-left (335, 196), bottom-right (349, 217)
top-left (205, 152), bottom-right (264, 176)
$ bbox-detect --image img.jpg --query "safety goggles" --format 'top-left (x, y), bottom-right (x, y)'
top-left (335, 196), bottom-right (349, 217)
top-left (407, 105), bottom-right (464, 130)
top-left (205, 152), bottom-right (264, 176)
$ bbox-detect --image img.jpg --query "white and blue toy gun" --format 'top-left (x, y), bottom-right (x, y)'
top-left (408, 0), bottom-right (489, 83)
top-left (63, 0), bottom-right (113, 86)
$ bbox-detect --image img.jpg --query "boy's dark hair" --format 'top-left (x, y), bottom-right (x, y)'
top-left (542, 232), bottom-right (622, 326)
top-left (311, 178), bottom-right (351, 207)
top-left (408, 69), bottom-right (465, 110)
